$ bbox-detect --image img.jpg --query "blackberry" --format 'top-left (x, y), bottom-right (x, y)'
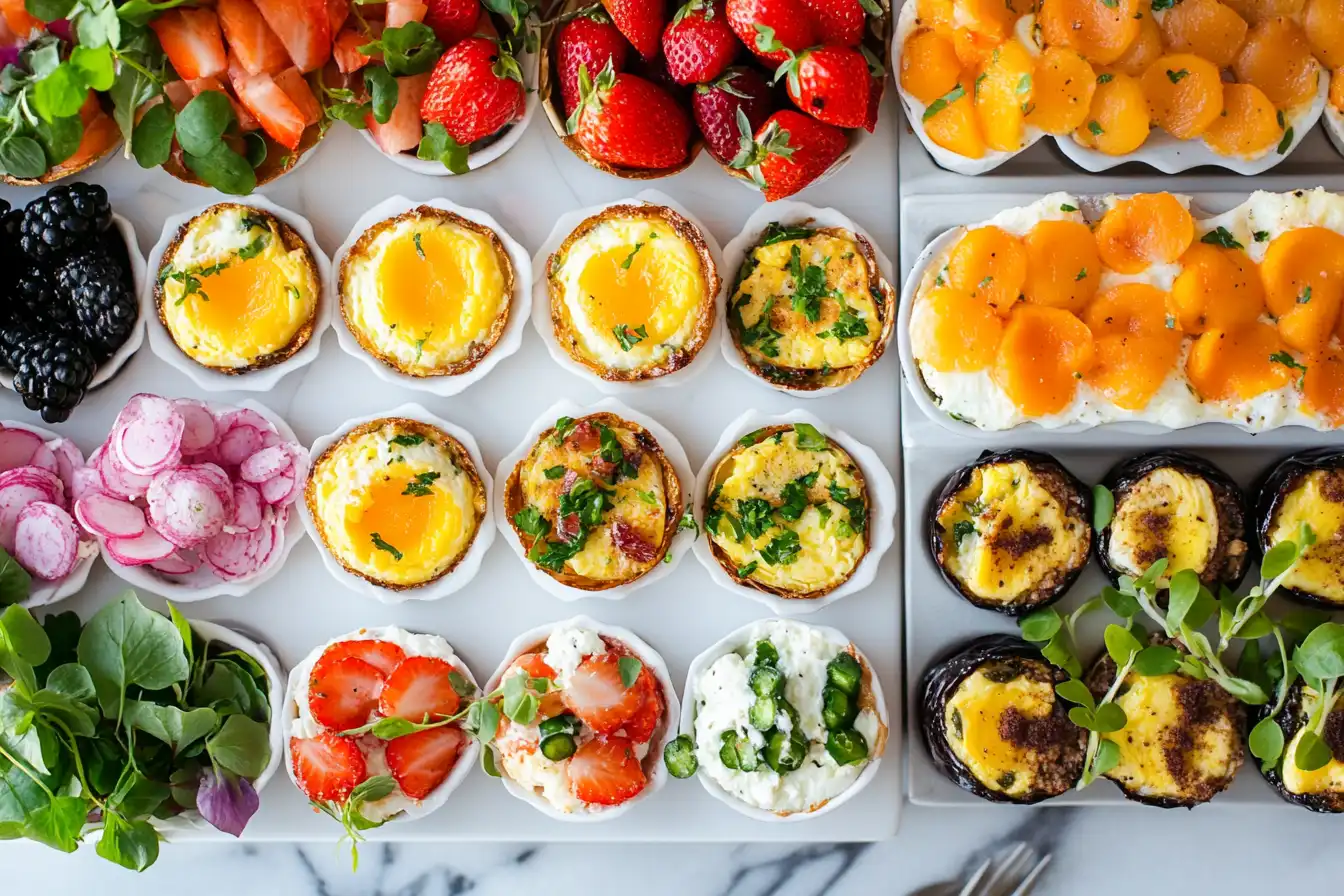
top-left (13, 333), bottom-right (95, 424)
top-left (11, 266), bottom-right (74, 329)
top-left (0, 201), bottom-right (21, 280)
top-left (57, 250), bottom-right (138, 363)
top-left (0, 323), bottom-right (35, 370)
top-left (19, 183), bottom-right (113, 265)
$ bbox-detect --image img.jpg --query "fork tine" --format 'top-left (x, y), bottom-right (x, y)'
top-left (955, 856), bottom-right (994, 896)
top-left (1006, 853), bottom-right (1052, 896)
top-left (972, 843), bottom-right (1033, 896)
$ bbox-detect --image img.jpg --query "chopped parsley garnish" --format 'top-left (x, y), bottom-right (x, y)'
top-left (598, 424), bottom-right (636, 480)
top-left (777, 471), bottom-right (820, 522)
top-left (819, 304), bottom-right (869, 341)
top-left (738, 498), bottom-right (774, 538)
top-left (1016, 73), bottom-right (1031, 95)
top-left (1060, 203), bottom-right (1080, 212)
top-left (1075, 268), bottom-right (1088, 281)
top-left (793, 423), bottom-right (828, 451)
top-left (1200, 227), bottom-right (1243, 250)
top-left (370, 532), bottom-right (403, 561)
top-left (413, 232), bottom-right (426, 259)
top-left (414, 332), bottom-right (431, 363)
top-left (167, 261), bottom-right (230, 305)
top-left (737, 295), bottom-right (782, 358)
top-left (760, 531), bottom-right (801, 566)
top-left (389, 434), bottom-right (426, 448)
top-left (1254, 230), bottom-right (1270, 242)
top-left (553, 416), bottom-right (577, 444)
top-left (613, 323), bottom-right (648, 351)
top-left (1299, 286), bottom-right (1313, 304)
top-left (1166, 69), bottom-right (1189, 83)
top-left (543, 465), bottom-right (567, 480)
top-left (636, 489), bottom-right (658, 505)
top-left (1088, 120), bottom-right (1104, 136)
top-left (760, 222), bottom-right (813, 246)
top-left (952, 520), bottom-right (976, 546)
top-left (513, 506), bottom-right (550, 537)
top-left (828, 482), bottom-right (866, 535)
top-left (402, 471), bottom-right (440, 497)
top-left (1095, 74), bottom-right (1113, 85)
top-left (739, 428), bottom-right (769, 447)
top-left (786, 244), bottom-right (830, 323)
top-left (1278, 127), bottom-right (1294, 155)
top-left (1269, 351), bottom-right (1308, 388)
top-left (558, 478), bottom-right (614, 530)
top-left (237, 232), bottom-right (269, 260)
top-left (737, 561), bottom-right (759, 578)
top-left (621, 242), bottom-right (644, 269)
top-left (922, 84), bottom-right (965, 122)
top-left (676, 506), bottom-right (700, 536)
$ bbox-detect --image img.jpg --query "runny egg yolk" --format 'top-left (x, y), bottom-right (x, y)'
top-left (578, 244), bottom-right (679, 342)
top-left (189, 254), bottom-right (293, 337)
top-left (347, 463), bottom-right (462, 568)
top-left (376, 227), bottom-right (471, 337)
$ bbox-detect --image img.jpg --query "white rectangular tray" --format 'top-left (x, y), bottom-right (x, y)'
top-left (0, 117), bottom-right (902, 842)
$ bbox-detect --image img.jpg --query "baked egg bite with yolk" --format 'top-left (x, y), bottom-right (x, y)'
top-left (546, 204), bottom-right (719, 381)
top-left (156, 204), bottom-right (319, 372)
top-left (339, 207), bottom-right (514, 377)
top-left (929, 450), bottom-right (1091, 615)
top-left (703, 423), bottom-right (870, 601)
top-left (729, 222), bottom-right (896, 390)
top-left (1257, 680), bottom-right (1344, 813)
top-left (920, 635), bottom-right (1087, 804)
top-left (1256, 449), bottom-right (1344, 609)
top-left (504, 413), bottom-right (685, 590)
top-left (305, 418), bottom-right (487, 590)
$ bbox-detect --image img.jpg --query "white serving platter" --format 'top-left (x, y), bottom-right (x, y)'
top-left (0, 107), bottom-right (901, 843)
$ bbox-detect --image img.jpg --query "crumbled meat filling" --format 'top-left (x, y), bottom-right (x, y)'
top-left (1325, 705), bottom-right (1344, 764)
top-left (999, 706), bottom-right (1069, 751)
top-left (991, 525), bottom-right (1054, 559)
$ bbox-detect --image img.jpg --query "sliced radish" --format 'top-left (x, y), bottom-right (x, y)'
top-left (149, 550), bottom-right (203, 575)
top-left (231, 482), bottom-right (264, 532)
top-left (216, 408), bottom-right (273, 436)
top-left (146, 466), bottom-right (233, 549)
top-left (74, 493), bottom-right (147, 540)
top-left (28, 444), bottom-right (57, 475)
top-left (0, 428), bottom-right (44, 472)
top-left (46, 438), bottom-right (83, 500)
top-left (70, 467), bottom-right (105, 504)
top-left (260, 467), bottom-right (298, 506)
top-left (175, 399), bottom-right (219, 453)
top-left (0, 483), bottom-right (53, 553)
top-left (239, 444), bottom-right (292, 484)
top-left (0, 466), bottom-right (62, 504)
top-left (217, 425), bottom-right (264, 469)
top-left (114, 399), bottom-right (185, 476)
top-left (98, 445), bottom-right (152, 501)
top-left (14, 502), bottom-right (79, 581)
top-left (203, 517), bottom-right (274, 580)
top-left (106, 529), bottom-right (177, 566)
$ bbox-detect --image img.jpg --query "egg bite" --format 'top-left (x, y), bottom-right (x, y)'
top-left (503, 413), bottom-right (684, 590)
top-left (1097, 451), bottom-right (1249, 591)
top-left (1084, 637), bottom-right (1244, 808)
top-left (305, 418), bottom-right (487, 590)
top-left (728, 221), bottom-right (895, 391)
top-left (1255, 449), bottom-right (1344, 608)
top-left (920, 635), bottom-right (1087, 804)
top-left (703, 423), bottom-right (870, 601)
top-left (546, 204), bottom-right (719, 382)
top-left (929, 450), bottom-right (1091, 615)
top-left (339, 207), bottom-right (514, 377)
top-left (155, 204), bottom-right (320, 373)
top-left (1256, 679), bottom-right (1344, 813)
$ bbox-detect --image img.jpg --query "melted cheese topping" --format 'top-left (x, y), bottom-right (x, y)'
top-left (1106, 468), bottom-right (1219, 586)
top-left (944, 667), bottom-right (1056, 798)
top-left (1281, 688), bottom-right (1344, 796)
top-left (937, 460), bottom-right (1087, 603)
top-left (1271, 470), bottom-right (1344, 603)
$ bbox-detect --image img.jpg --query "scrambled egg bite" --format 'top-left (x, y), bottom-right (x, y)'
top-left (546, 204), bottom-right (719, 381)
top-left (156, 204), bottom-right (319, 372)
top-left (704, 423), bottom-right (869, 600)
top-left (1258, 680), bottom-right (1344, 813)
top-left (504, 413), bottom-right (684, 590)
top-left (920, 635), bottom-right (1086, 804)
top-left (930, 450), bottom-right (1091, 614)
top-left (1098, 451), bottom-right (1248, 591)
top-left (339, 207), bottom-right (514, 377)
top-left (1085, 638), bottom-right (1244, 807)
top-left (305, 418), bottom-right (486, 589)
top-left (1257, 449), bottom-right (1344, 608)
top-left (729, 222), bottom-right (895, 390)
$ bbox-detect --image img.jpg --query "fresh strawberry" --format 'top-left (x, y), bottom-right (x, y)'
top-left (368, 72), bottom-right (430, 153)
top-left (693, 66), bottom-right (773, 163)
top-left (568, 736), bottom-right (647, 805)
top-left (150, 9), bottom-right (230, 81)
top-left (333, 27), bottom-right (373, 73)
top-left (569, 62), bottom-right (691, 169)
top-left (217, 0), bottom-right (291, 75)
top-left (188, 77), bottom-right (260, 129)
top-left (162, 79), bottom-right (196, 111)
top-left (315, 639), bottom-right (408, 677)
top-left (470, 7), bottom-right (498, 38)
top-left (515, 652), bottom-right (558, 680)
top-left (726, 0), bottom-right (815, 64)
top-left (420, 36), bottom-right (525, 145)
top-left (774, 43), bottom-right (871, 129)
top-left (424, 0), bottom-right (481, 46)
top-left (387, 0), bottom-right (428, 27)
top-left (290, 733), bottom-right (367, 803)
top-left (252, 0), bottom-right (333, 73)
top-left (732, 107), bottom-right (846, 200)
top-left (273, 67), bottom-right (322, 126)
top-left (0, 0), bottom-right (40, 39)
top-left (307, 655), bottom-right (385, 731)
top-left (378, 656), bottom-right (462, 722)
top-left (327, 0), bottom-right (349, 34)
top-left (385, 726), bottom-right (467, 799)
top-left (601, 0), bottom-right (665, 59)
top-left (620, 667), bottom-right (662, 743)
top-left (661, 0), bottom-right (736, 84)
top-left (555, 11), bottom-right (629, 117)
top-left (798, 0), bottom-right (866, 46)
top-left (562, 652), bottom-right (645, 735)
top-left (861, 71), bottom-right (881, 132)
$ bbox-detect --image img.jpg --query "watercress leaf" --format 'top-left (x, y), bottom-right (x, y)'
top-left (1186, 585), bottom-right (1216, 631)
top-left (1092, 701), bottom-right (1128, 733)
top-left (1134, 558), bottom-right (1169, 594)
top-left (1018, 607), bottom-right (1062, 643)
top-left (24, 794), bottom-right (86, 853)
top-left (417, 121), bottom-right (469, 174)
top-left (206, 714), bottom-right (270, 778)
top-left (1234, 614), bottom-right (1274, 641)
top-left (25, 0), bottom-right (76, 21)
top-left (1133, 645), bottom-right (1180, 676)
top-left (195, 660), bottom-right (252, 715)
top-left (1293, 729), bottom-right (1333, 772)
top-left (132, 101), bottom-right (175, 168)
top-left (1248, 716), bottom-right (1285, 768)
top-left (1292, 622), bottom-right (1344, 682)
top-left (1100, 585), bottom-right (1138, 619)
top-left (466, 699), bottom-right (499, 743)
top-left (116, 0), bottom-right (198, 24)
top-left (44, 663), bottom-right (95, 702)
top-left (0, 134), bottom-right (46, 179)
top-left (124, 701), bottom-right (219, 754)
top-left (0, 550), bottom-right (32, 608)
top-left (1067, 706), bottom-right (1096, 730)
top-left (183, 143), bottom-right (257, 196)
top-left (0, 690), bottom-right (47, 774)
top-left (32, 63), bottom-right (88, 120)
top-left (1165, 568), bottom-right (1201, 631)
top-left (176, 90), bottom-right (234, 156)
top-left (364, 66), bottom-right (398, 124)
top-left (1177, 658), bottom-right (1207, 680)
top-left (1260, 537), bottom-right (1300, 582)
top-left (1091, 484), bottom-right (1114, 531)
top-left (1215, 675), bottom-right (1267, 705)
top-left (96, 812), bottom-right (159, 871)
top-left (32, 112), bottom-right (82, 168)
top-left (77, 592), bottom-right (189, 720)
top-left (0, 604), bottom-right (50, 692)
top-left (1041, 632), bottom-right (1081, 679)
top-left (109, 34), bottom-right (158, 143)
top-left (1054, 679), bottom-right (1094, 710)
top-left (110, 772), bottom-right (170, 819)
top-left (481, 745), bottom-right (501, 777)
top-left (196, 768), bottom-right (258, 837)
top-left (448, 670), bottom-right (475, 698)
top-left (70, 44), bottom-right (115, 91)
top-left (618, 656), bottom-right (642, 689)
top-left (1092, 738), bottom-right (1121, 777)
top-left (1103, 624), bottom-right (1142, 665)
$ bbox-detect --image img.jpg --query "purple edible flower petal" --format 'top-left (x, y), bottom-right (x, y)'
top-left (47, 19), bottom-right (72, 41)
top-left (196, 769), bottom-right (259, 838)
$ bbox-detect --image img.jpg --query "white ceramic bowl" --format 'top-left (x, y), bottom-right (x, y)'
top-left (691, 409), bottom-right (897, 616)
top-left (327, 196), bottom-right (531, 397)
top-left (679, 618), bottom-right (889, 822)
top-left (484, 614), bottom-right (679, 822)
top-left (529, 189), bottom-right (725, 395)
top-left (493, 397), bottom-right (696, 603)
top-left (717, 200), bottom-right (897, 397)
top-left (1326, 104), bottom-right (1344, 158)
top-left (299, 403), bottom-right (495, 604)
top-left (92, 398), bottom-right (308, 601)
top-left (282, 626), bottom-right (480, 824)
top-left (141, 196), bottom-right (333, 393)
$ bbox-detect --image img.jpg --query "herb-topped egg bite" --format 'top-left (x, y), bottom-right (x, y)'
top-left (545, 203), bottom-right (719, 382)
top-left (339, 206), bottom-right (515, 378)
top-left (1256, 677), bottom-right (1344, 813)
top-left (503, 412), bottom-right (685, 590)
top-left (155, 204), bottom-right (320, 373)
top-left (929, 450), bottom-right (1091, 615)
top-left (1256, 449), bottom-right (1344, 608)
top-left (305, 418), bottom-right (487, 591)
top-left (919, 635), bottom-right (1086, 804)
top-left (702, 423), bottom-right (871, 603)
top-left (727, 220), bottom-right (895, 391)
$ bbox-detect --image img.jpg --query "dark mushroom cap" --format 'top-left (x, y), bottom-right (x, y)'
top-left (1253, 679), bottom-right (1344, 813)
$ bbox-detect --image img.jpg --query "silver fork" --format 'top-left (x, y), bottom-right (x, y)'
top-left (906, 840), bottom-right (1055, 896)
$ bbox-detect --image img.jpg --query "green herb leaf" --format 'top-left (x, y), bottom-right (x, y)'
top-left (1019, 607), bottom-right (1062, 643)
top-left (182, 143), bottom-right (257, 196)
top-left (922, 83), bottom-right (965, 121)
top-left (1200, 226), bottom-right (1243, 250)
top-left (792, 422), bottom-right (828, 450)
top-left (124, 702), bottom-right (218, 754)
top-left (175, 90), bottom-right (234, 157)
top-left (369, 533), bottom-right (403, 561)
top-left (76, 592), bottom-right (188, 720)
top-left (1293, 622), bottom-right (1344, 681)
top-left (389, 433), bottom-right (426, 448)
top-left (1092, 738), bottom-right (1121, 777)
top-left (358, 22), bottom-right (444, 76)
top-left (612, 323), bottom-right (648, 351)
top-left (417, 122), bottom-right (469, 174)
top-left (1054, 678), bottom-right (1094, 710)
top-left (96, 813), bottom-right (159, 871)
top-left (513, 506), bottom-right (551, 538)
top-left (1092, 701), bottom-right (1128, 733)
top-left (1248, 716), bottom-right (1284, 768)
top-left (1133, 645), bottom-right (1180, 676)
top-left (1091, 484), bottom-right (1114, 531)
top-left (1293, 729), bottom-right (1333, 771)
top-left (364, 65), bottom-right (399, 124)
top-left (206, 714), bottom-right (270, 778)
top-left (1103, 623), bottom-right (1142, 665)
top-left (618, 656), bottom-right (643, 688)
top-left (131, 101), bottom-right (175, 168)
top-left (1277, 126), bottom-right (1294, 155)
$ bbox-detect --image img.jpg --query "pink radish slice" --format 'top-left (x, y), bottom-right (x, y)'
top-left (231, 483), bottom-right (263, 532)
top-left (217, 426), bottom-right (264, 469)
top-left (114, 401), bottom-right (184, 476)
top-left (70, 467), bottom-right (105, 504)
top-left (175, 399), bottom-right (218, 453)
top-left (47, 439), bottom-right (83, 499)
top-left (216, 408), bottom-right (273, 436)
top-left (146, 467), bottom-right (233, 549)
top-left (239, 445), bottom-right (292, 484)
top-left (0, 466), bottom-right (62, 504)
top-left (106, 528), bottom-right (176, 565)
top-left (28, 445), bottom-right (57, 474)
top-left (14, 502), bottom-right (79, 581)
top-left (258, 505), bottom-right (288, 568)
top-left (74, 493), bottom-right (146, 539)
top-left (203, 518), bottom-right (274, 580)
top-left (261, 429), bottom-right (283, 449)
top-left (0, 428), bottom-right (44, 472)
top-left (97, 445), bottom-right (152, 501)
top-left (148, 550), bottom-right (201, 575)
top-left (0, 483), bottom-right (54, 553)
top-left (260, 467), bottom-right (298, 506)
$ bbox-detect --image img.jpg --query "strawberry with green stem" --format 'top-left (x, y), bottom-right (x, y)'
top-left (730, 106), bottom-right (845, 200)
top-left (555, 9), bottom-right (629, 116)
top-left (661, 0), bottom-right (738, 85)
top-left (767, 38), bottom-right (873, 129)
top-left (693, 65), bottom-right (773, 163)
top-left (601, 0), bottom-right (665, 60)
top-left (726, 0), bottom-right (816, 64)
top-left (567, 59), bottom-right (692, 170)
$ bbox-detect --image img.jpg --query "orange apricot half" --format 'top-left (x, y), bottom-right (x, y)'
top-left (1302, 347), bottom-right (1344, 424)
top-left (959, 0), bottom-right (1017, 41)
top-left (1332, 67), bottom-right (1344, 111)
top-left (992, 305), bottom-right (1097, 415)
top-left (916, 0), bottom-right (956, 30)
top-left (1083, 283), bottom-right (1185, 410)
top-left (1171, 242), bottom-right (1266, 333)
top-left (1083, 283), bottom-right (1174, 336)
top-left (974, 40), bottom-right (1036, 152)
top-left (1026, 48), bottom-right (1098, 135)
top-left (1074, 73), bottom-right (1151, 154)
top-left (1039, 0), bottom-right (1142, 65)
top-left (923, 77), bottom-right (987, 158)
top-left (947, 225), bottom-right (1029, 314)
top-left (1022, 219), bottom-right (1102, 311)
top-left (1202, 83), bottom-right (1286, 157)
top-left (1106, 11), bottom-right (1163, 77)
top-left (1260, 227), bottom-right (1344, 353)
top-left (910, 287), bottom-right (1005, 372)
top-left (1234, 17), bottom-right (1323, 110)
top-left (1222, 0), bottom-right (1304, 25)
top-left (1186, 323), bottom-right (1292, 402)
top-left (1158, 0), bottom-right (1249, 69)
top-left (1304, 0), bottom-right (1344, 70)
top-left (1141, 54), bottom-right (1225, 140)
top-left (1094, 193), bottom-right (1196, 274)
top-left (901, 28), bottom-right (963, 106)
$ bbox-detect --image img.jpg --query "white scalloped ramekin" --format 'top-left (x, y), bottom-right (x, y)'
top-left (1326, 104), bottom-right (1344, 158)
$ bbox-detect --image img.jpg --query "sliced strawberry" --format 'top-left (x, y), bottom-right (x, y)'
top-left (274, 67), bottom-right (322, 126)
top-left (252, 0), bottom-right (332, 73)
top-left (620, 667), bottom-right (662, 743)
top-left (424, 0), bottom-right (481, 46)
top-left (511, 653), bottom-right (564, 717)
top-left (378, 655), bottom-right (462, 722)
top-left (163, 79), bottom-right (195, 111)
top-left (290, 733), bottom-right (367, 803)
top-left (316, 639), bottom-right (408, 677)
top-left (308, 655), bottom-right (385, 731)
top-left (387, 0), bottom-right (428, 27)
top-left (562, 653), bottom-right (645, 735)
top-left (334, 27), bottom-right (373, 73)
top-left (326, 0), bottom-right (349, 34)
top-left (187, 77), bottom-right (261, 129)
top-left (151, 9), bottom-right (230, 81)
top-left (217, 0), bottom-right (291, 75)
top-left (569, 736), bottom-right (647, 805)
top-left (515, 652), bottom-right (558, 680)
top-left (367, 72), bottom-right (430, 154)
top-left (0, 0), bottom-right (40, 39)
top-left (385, 726), bottom-right (467, 799)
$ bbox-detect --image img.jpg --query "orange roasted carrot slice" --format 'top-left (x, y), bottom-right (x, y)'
top-left (1159, 0), bottom-right (1249, 69)
top-left (1026, 48), bottom-right (1097, 136)
top-left (1171, 241), bottom-right (1266, 333)
top-left (1233, 17), bottom-right (1323, 110)
top-left (1141, 54), bottom-right (1225, 140)
top-left (947, 225), bottom-right (1029, 314)
top-left (1022, 219), bottom-right (1102, 311)
top-left (992, 305), bottom-right (1096, 415)
top-left (1039, 0), bottom-right (1142, 66)
top-left (910, 287), bottom-right (1006, 372)
top-left (1202, 84), bottom-right (1286, 157)
top-left (1074, 73), bottom-right (1151, 154)
top-left (901, 28), bottom-right (963, 106)
top-left (1094, 193), bottom-right (1195, 274)
top-left (1186, 322), bottom-right (1292, 402)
